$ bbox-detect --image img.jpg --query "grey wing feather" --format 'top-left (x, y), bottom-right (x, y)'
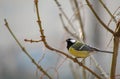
top-left (72, 41), bottom-right (113, 53)
top-left (72, 41), bottom-right (94, 51)
top-left (79, 44), bottom-right (94, 51)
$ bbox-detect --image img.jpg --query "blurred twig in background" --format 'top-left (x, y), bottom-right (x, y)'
top-left (99, 0), bottom-right (117, 23)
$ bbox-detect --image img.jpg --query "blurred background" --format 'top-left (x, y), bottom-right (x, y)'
top-left (0, 0), bottom-right (120, 79)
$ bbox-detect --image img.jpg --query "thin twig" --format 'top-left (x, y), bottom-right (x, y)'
top-left (69, 62), bottom-right (80, 79)
top-left (59, 13), bottom-right (79, 40)
top-left (24, 39), bottom-right (42, 43)
top-left (90, 55), bottom-right (109, 79)
top-left (73, 0), bottom-right (85, 41)
top-left (86, 0), bottom-right (114, 34)
top-left (107, 7), bottom-right (120, 47)
top-left (4, 19), bottom-right (52, 79)
top-left (36, 53), bottom-right (46, 77)
top-left (41, 67), bottom-right (59, 79)
top-left (54, 0), bottom-right (76, 32)
top-left (115, 20), bottom-right (120, 36)
top-left (34, 0), bottom-right (102, 78)
top-left (99, 0), bottom-right (117, 23)
top-left (107, 6), bottom-right (120, 27)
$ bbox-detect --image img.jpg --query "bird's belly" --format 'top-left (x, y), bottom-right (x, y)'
top-left (69, 47), bottom-right (90, 58)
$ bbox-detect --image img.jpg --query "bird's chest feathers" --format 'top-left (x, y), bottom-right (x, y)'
top-left (69, 47), bottom-right (90, 58)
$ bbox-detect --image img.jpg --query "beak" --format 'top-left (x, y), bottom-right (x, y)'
top-left (66, 39), bottom-right (69, 42)
top-left (66, 39), bottom-right (68, 42)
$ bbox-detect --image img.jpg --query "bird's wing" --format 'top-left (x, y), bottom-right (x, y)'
top-left (71, 41), bottom-right (94, 51)
top-left (79, 44), bottom-right (94, 51)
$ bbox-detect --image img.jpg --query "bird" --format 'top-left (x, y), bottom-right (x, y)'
top-left (66, 38), bottom-right (113, 58)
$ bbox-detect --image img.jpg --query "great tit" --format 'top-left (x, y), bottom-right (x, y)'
top-left (66, 38), bottom-right (112, 58)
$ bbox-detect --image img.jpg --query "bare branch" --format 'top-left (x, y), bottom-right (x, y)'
top-left (34, 0), bottom-right (102, 79)
top-left (86, 0), bottom-right (114, 34)
top-left (110, 19), bottom-right (120, 79)
top-left (73, 0), bottom-right (85, 41)
top-left (4, 19), bottom-right (52, 79)
top-left (90, 55), bottom-right (109, 79)
top-left (107, 7), bottom-right (120, 27)
top-left (59, 13), bottom-right (80, 40)
top-left (54, 0), bottom-right (76, 32)
top-left (99, 0), bottom-right (117, 23)
top-left (24, 39), bottom-right (42, 43)
top-left (110, 37), bottom-right (119, 79)
top-left (107, 7), bottom-right (120, 47)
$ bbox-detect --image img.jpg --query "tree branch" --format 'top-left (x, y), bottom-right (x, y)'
top-left (4, 19), bottom-right (52, 79)
top-left (99, 0), bottom-right (117, 23)
top-left (34, 0), bottom-right (102, 78)
top-left (86, 0), bottom-right (114, 34)
top-left (73, 0), bottom-right (85, 40)
top-left (59, 13), bottom-right (80, 40)
top-left (54, 0), bottom-right (76, 32)
top-left (110, 20), bottom-right (120, 79)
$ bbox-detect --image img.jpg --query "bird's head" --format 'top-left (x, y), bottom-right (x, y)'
top-left (66, 38), bottom-right (76, 49)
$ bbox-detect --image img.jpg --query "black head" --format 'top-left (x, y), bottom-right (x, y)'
top-left (66, 38), bottom-right (76, 49)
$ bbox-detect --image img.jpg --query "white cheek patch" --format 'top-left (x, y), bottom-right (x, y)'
top-left (70, 39), bottom-right (76, 43)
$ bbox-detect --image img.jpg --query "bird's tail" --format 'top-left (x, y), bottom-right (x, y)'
top-left (93, 48), bottom-right (113, 54)
top-left (96, 50), bottom-right (113, 54)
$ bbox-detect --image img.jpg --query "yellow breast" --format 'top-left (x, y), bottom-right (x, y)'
top-left (69, 47), bottom-right (90, 58)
